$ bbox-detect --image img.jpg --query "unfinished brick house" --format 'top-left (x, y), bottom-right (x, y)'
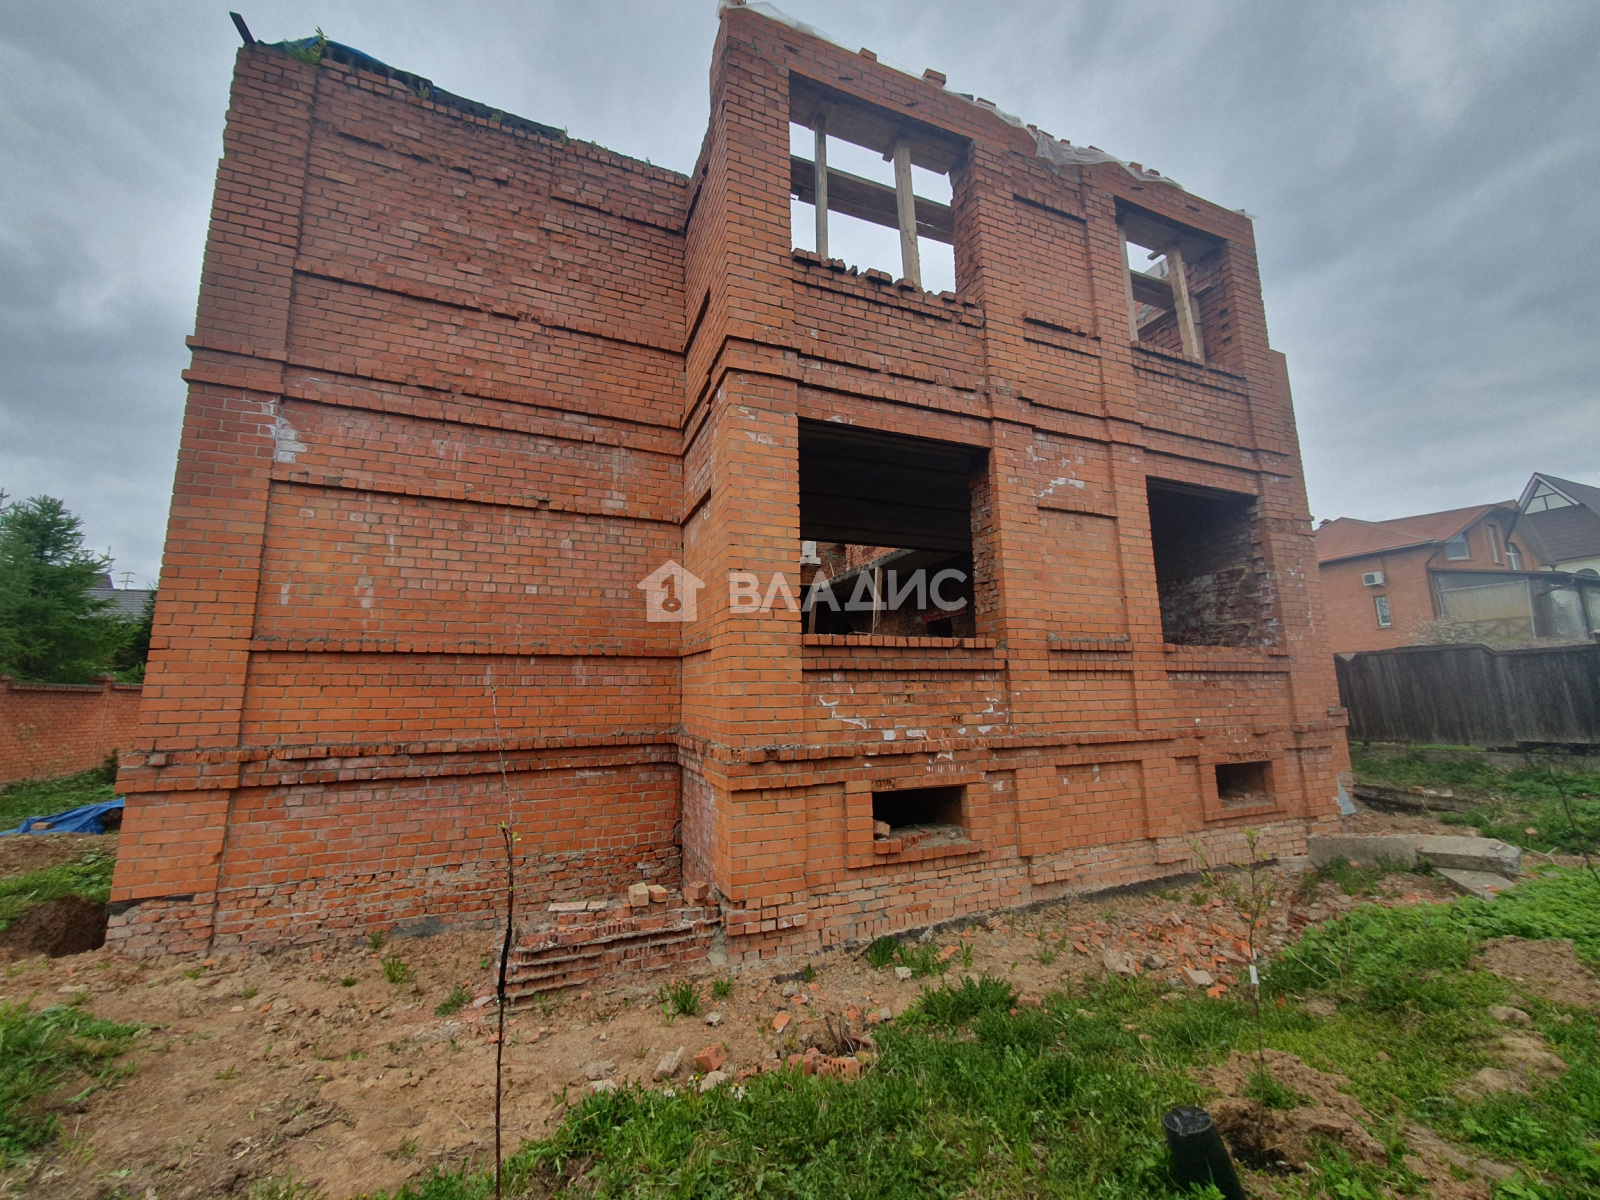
top-left (108, 3), bottom-right (1349, 977)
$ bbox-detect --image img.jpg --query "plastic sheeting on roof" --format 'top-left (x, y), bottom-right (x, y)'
top-left (718, 0), bottom-right (1183, 189)
top-left (272, 35), bottom-right (566, 142)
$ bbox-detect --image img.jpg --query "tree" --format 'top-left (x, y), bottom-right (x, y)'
top-left (109, 588), bottom-right (157, 682)
top-left (0, 493), bottom-right (134, 683)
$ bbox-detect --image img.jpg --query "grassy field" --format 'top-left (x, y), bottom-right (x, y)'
top-left (1352, 746), bottom-right (1600, 858)
top-left (346, 868), bottom-right (1600, 1200)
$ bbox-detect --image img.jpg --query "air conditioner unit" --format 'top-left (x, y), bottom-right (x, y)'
top-left (1361, 571), bottom-right (1385, 587)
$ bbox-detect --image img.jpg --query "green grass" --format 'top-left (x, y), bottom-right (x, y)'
top-left (1307, 855), bottom-right (1423, 897)
top-left (864, 936), bottom-right (897, 970)
top-left (381, 955), bottom-right (411, 985)
top-left (0, 1001), bottom-right (140, 1162)
top-left (1352, 748), bottom-right (1600, 856)
top-left (361, 869), bottom-right (1600, 1199)
top-left (1265, 869), bottom-right (1600, 1193)
top-left (0, 760), bottom-right (118, 833)
top-left (0, 847), bottom-right (116, 931)
top-left (434, 985), bottom-right (471, 1017)
top-left (663, 979), bottom-right (700, 1018)
top-left (892, 940), bottom-right (946, 979)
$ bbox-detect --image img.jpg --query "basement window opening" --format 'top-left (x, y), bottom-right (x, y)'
top-left (1215, 761), bottom-right (1272, 808)
top-left (799, 419), bottom-right (983, 638)
top-left (788, 75), bottom-right (966, 295)
top-left (872, 785), bottom-right (966, 847)
top-left (1147, 478), bottom-right (1261, 647)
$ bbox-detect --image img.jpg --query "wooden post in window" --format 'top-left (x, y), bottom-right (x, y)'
top-left (1166, 245), bottom-right (1205, 361)
top-left (892, 138), bottom-right (921, 289)
top-left (813, 114), bottom-right (829, 261)
top-left (1119, 226), bottom-right (1141, 343)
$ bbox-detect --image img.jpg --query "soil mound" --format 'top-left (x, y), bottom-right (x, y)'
top-left (0, 894), bottom-right (108, 958)
top-left (1476, 936), bottom-right (1600, 1010)
top-left (1200, 1049), bottom-right (1386, 1169)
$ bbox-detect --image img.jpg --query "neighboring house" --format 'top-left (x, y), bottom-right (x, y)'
top-left (1516, 473), bottom-right (1600, 577)
top-left (1315, 504), bottom-right (1551, 652)
top-left (85, 574), bottom-right (155, 619)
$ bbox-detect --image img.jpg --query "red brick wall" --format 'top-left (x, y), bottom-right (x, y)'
top-left (111, 8), bottom-right (1348, 958)
top-left (0, 677), bottom-right (143, 785)
top-left (1318, 514), bottom-right (1542, 653)
top-left (1319, 547), bottom-right (1437, 653)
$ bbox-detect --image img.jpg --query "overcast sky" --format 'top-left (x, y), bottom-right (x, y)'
top-left (2, 0), bottom-right (1596, 585)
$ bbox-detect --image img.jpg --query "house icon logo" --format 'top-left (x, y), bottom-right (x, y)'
top-left (636, 560), bottom-right (706, 623)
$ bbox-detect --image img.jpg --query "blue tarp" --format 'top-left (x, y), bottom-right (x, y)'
top-left (1, 798), bottom-right (125, 836)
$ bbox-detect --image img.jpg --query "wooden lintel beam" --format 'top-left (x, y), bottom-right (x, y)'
top-left (790, 157), bottom-right (954, 245)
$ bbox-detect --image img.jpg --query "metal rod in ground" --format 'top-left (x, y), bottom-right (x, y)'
top-left (1164, 1105), bottom-right (1247, 1200)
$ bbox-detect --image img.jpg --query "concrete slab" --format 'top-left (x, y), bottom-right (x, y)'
top-left (1414, 836), bottom-right (1521, 876)
top-left (1307, 836), bottom-right (1418, 869)
top-left (1437, 868), bottom-right (1519, 902)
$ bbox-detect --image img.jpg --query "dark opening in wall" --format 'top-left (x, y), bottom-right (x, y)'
top-left (1147, 479), bottom-right (1260, 646)
top-left (872, 784), bottom-right (964, 832)
top-left (798, 420), bottom-right (984, 637)
top-left (1215, 761), bottom-right (1272, 807)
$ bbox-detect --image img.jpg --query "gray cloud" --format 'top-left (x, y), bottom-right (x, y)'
top-left (2, 0), bottom-right (1595, 583)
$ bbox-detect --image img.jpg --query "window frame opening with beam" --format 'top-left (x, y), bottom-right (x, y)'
top-left (1118, 202), bottom-right (1223, 363)
top-left (788, 74), bottom-right (967, 292)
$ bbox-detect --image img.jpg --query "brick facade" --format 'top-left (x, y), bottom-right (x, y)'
top-left (110, 8), bottom-right (1347, 963)
top-left (0, 676), bottom-right (142, 786)
top-left (1318, 508), bottom-right (1541, 652)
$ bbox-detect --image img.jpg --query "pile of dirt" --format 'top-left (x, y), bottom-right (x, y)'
top-left (1199, 1048), bottom-right (1386, 1169)
top-left (1454, 1030), bottom-right (1569, 1101)
top-left (1201, 1049), bottom-right (1520, 1195)
top-left (0, 832), bottom-right (112, 876)
top-left (1476, 935), bottom-right (1600, 1010)
top-left (0, 894), bottom-right (108, 958)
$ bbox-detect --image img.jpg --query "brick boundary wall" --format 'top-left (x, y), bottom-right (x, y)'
top-left (0, 676), bottom-right (143, 786)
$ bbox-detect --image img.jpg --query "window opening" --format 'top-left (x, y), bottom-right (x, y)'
top-left (799, 419), bottom-right (982, 638)
top-left (1523, 481), bottom-right (1573, 513)
top-left (1444, 533), bottom-right (1470, 560)
top-left (1508, 543), bottom-right (1523, 571)
top-left (1146, 479), bottom-right (1259, 646)
top-left (1488, 524), bottom-right (1503, 564)
top-left (1215, 761), bottom-right (1272, 807)
top-left (1117, 204), bottom-right (1220, 363)
top-left (788, 76), bottom-right (965, 294)
top-left (1374, 595), bottom-right (1392, 628)
top-left (872, 785), bottom-right (965, 843)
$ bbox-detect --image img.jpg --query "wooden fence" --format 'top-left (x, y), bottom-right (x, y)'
top-left (1335, 641), bottom-right (1600, 748)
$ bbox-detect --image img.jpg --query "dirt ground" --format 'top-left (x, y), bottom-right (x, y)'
top-left (0, 833), bottom-right (112, 878)
top-left (0, 812), bottom-right (1587, 1199)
